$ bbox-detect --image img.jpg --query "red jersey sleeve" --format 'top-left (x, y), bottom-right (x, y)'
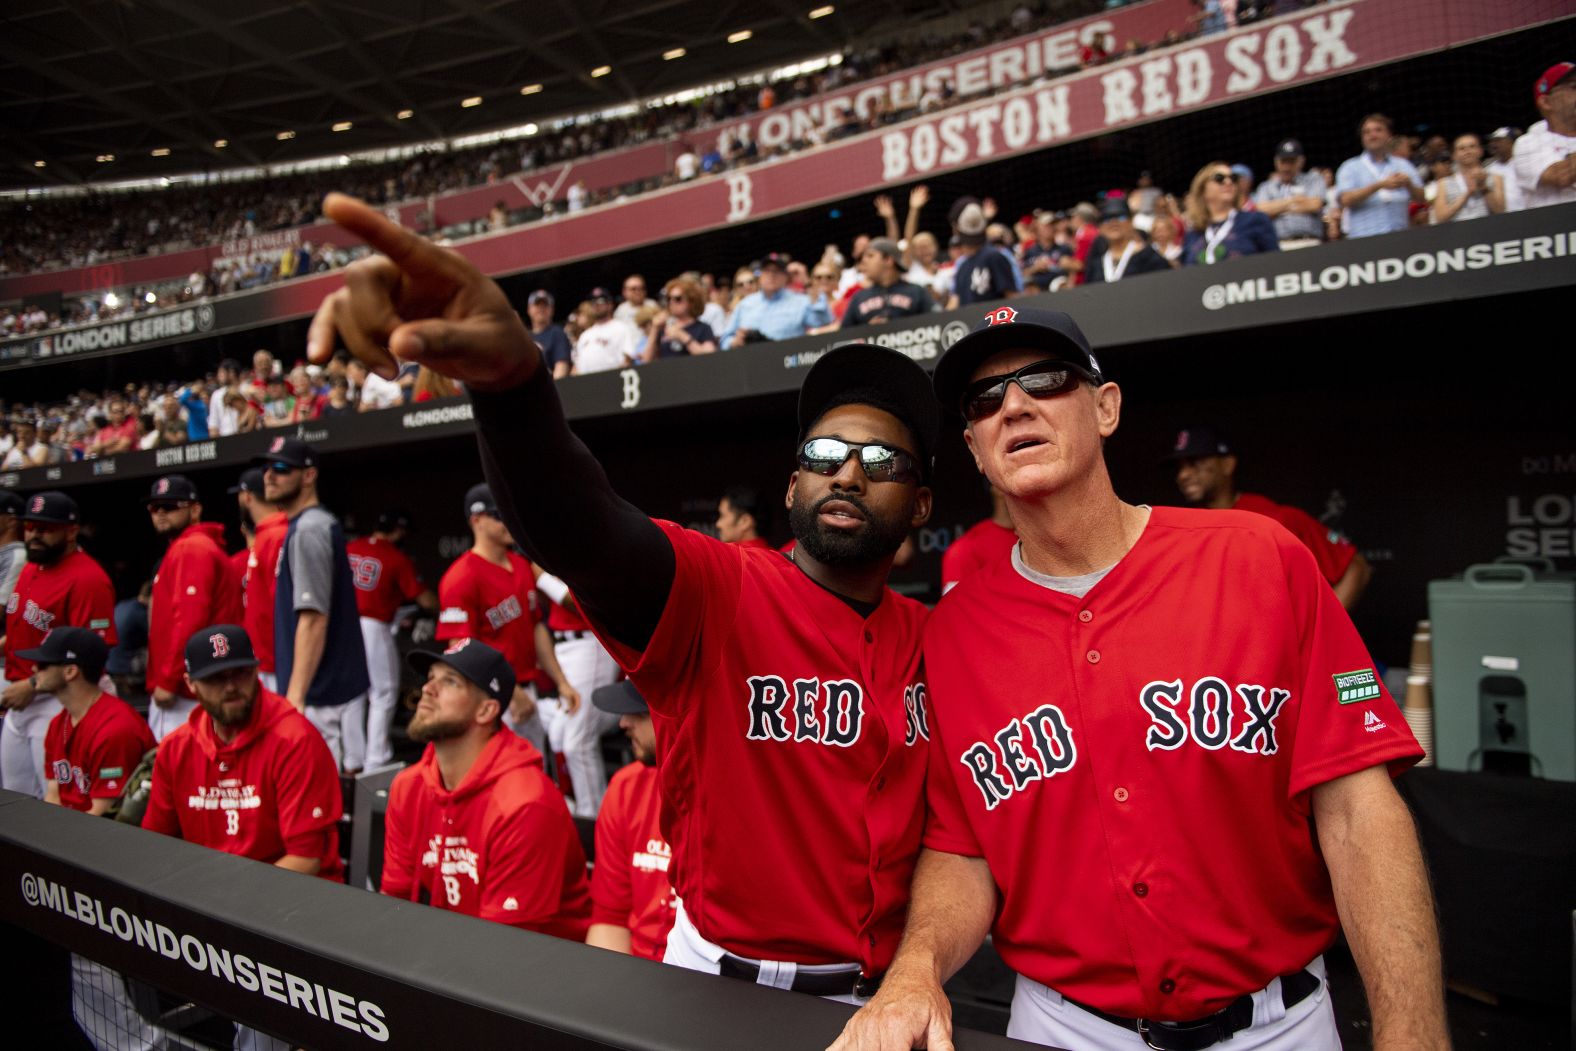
top-left (379, 773), bottom-right (417, 901)
top-left (69, 563), bottom-right (118, 648)
top-left (271, 727), bottom-right (344, 859)
top-left (586, 521), bottom-right (740, 715)
top-left (1275, 531), bottom-right (1421, 804)
top-left (151, 547), bottom-right (225, 695)
top-left (920, 704), bottom-right (987, 858)
top-left (141, 747), bottom-right (181, 837)
top-left (1269, 503), bottom-right (1357, 586)
top-left (590, 780), bottom-right (633, 926)
top-left (393, 551), bottom-right (425, 604)
top-left (84, 718), bottom-right (154, 800)
top-left (479, 794), bottom-right (586, 932)
top-left (435, 565), bottom-right (474, 641)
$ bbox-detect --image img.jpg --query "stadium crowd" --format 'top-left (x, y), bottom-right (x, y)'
top-left (5, 75), bottom-right (1569, 464)
top-left (0, 0), bottom-right (1316, 340)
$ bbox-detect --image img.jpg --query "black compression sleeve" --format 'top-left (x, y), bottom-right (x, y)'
top-left (468, 369), bottom-right (674, 652)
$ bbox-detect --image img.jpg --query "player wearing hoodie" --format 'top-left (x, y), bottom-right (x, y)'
top-left (144, 475), bottom-right (244, 740)
top-left (143, 625), bottom-right (344, 880)
top-left (381, 638), bottom-right (591, 939)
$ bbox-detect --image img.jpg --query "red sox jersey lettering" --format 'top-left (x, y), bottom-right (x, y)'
top-left (1140, 678), bottom-right (1290, 754)
top-left (745, 676), bottom-right (866, 747)
top-left (348, 554), bottom-right (383, 591)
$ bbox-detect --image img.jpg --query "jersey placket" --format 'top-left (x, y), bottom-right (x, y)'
top-left (854, 607), bottom-right (904, 969)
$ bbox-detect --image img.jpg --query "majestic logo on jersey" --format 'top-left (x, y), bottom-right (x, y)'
top-left (348, 554), bottom-right (384, 591)
top-left (1333, 668), bottom-right (1380, 703)
top-left (983, 306), bottom-right (1018, 326)
top-left (209, 633), bottom-right (230, 658)
top-left (745, 676), bottom-right (867, 747)
top-left (483, 594), bottom-right (524, 630)
top-left (21, 599), bottom-right (55, 633)
top-left (1140, 678), bottom-right (1290, 755)
top-left (1363, 709), bottom-right (1387, 733)
top-left (961, 703), bottom-right (1077, 810)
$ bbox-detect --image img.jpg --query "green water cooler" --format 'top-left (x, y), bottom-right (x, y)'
top-left (1427, 562), bottom-right (1576, 780)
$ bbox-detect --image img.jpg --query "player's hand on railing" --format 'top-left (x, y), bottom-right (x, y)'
top-left (827, 965), bottom-right (956, 1051)
top-left (308, 193), bottom-right (539, 393)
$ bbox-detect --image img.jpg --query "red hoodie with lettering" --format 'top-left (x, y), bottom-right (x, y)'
top-left (148, 522), bottom-right (244, 697)
top-left (142, 685), bottom-right (344, 881)
top-left (381, 728), bottom-right (591, 939)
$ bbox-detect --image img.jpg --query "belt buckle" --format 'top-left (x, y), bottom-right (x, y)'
top-left (853, 972), bottom-right (883, 1000)
top-left (1135, 1019), bottom-right (1168, 1051)
top-left (1135, 1016), bottom-right (1221, 1051)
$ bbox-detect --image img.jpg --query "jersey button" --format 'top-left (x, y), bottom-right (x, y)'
top-left (1086, 649), bottom-right (1101, 664)
top-left (1159, 978), bottom-right (1176, 994)
top-left (1078, 609), bottom-right (1093, 623)
top-left (1113, 786), bottom-right (1128, 802)
top-left (863, 630), bottom-right (874, 643)
top-left (1133, 882), bottom-right (1148, 898)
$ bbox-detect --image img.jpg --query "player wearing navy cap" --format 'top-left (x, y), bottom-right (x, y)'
top-left (2, 491), bottom-right (116, 798)
top-left (144, 474), bottom-right (244, 740)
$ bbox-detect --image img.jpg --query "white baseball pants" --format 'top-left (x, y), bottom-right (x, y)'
top-left (550, 634), bottom-right (621, 817)
top-left (663, 901), bottom-right (869, 1006)
top-left (1, 678), bottom-right (63, 799)
top-left (359, 617), bottom-right (400, 769)
top-left (146, 697), bottom-right (198, 743)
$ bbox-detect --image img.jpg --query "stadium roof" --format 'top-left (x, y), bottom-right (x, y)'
top-left (2, 0), bottom-right (930, 188)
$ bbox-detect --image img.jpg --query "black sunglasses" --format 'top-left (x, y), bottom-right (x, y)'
top-left (146, 502), bottom-right (188, 513)
top-left (1207, 171), bottom-right (1235, 185)
top-left (798, 437), bottom-right (919, 484)
top-left (959, 359), bottom-right (1095, 422)
top-left (263, 461), bottom-right (300, 473)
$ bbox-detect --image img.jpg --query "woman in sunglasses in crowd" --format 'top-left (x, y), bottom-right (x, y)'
top-left (1182, 160), bottom-right (1282, 265)
top-left (641, 276), bottom-right (718, 362)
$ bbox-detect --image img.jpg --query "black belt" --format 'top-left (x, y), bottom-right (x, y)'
top-left (1065, 969), bottom-right (1322, 1051)
top-left (551, 629), bottom-right (589, 642)
top-left (717, 954), bottom-right (883, 998)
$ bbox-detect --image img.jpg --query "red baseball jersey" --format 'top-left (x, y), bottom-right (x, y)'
top-left (543, 594), bottom-right (590, 633)
top-left (346, 536), bottom-right (426, 623)
top-left (588, 521), bottom-right (929, 972)
top-left (941, 518), bottom-right (1017, 594)
top-left (228, 548), bottom-right (250, 593)
top-left (591, 761), bottom-right (677, 960)
top-left (244, 513), bottom-right (290, 675)
top-left (1234, 493), bottom-right (1358, 586)
top-left (381, 729), bottom-right (591, 940)
top-left (922, 507), bottom-right (1421, 1019)
top-left (436, 550), bottom-right (539, 679)
top-left (3, 549), bottom-right (117, 683)
top-left (148, 522), bottom-right (244, 697)
top-left (45, 693), bottom-right (156, 812)
top-left (141, 685), bottom-right (344, 881)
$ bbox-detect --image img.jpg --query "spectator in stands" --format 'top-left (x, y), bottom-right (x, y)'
top-left (719, 254), bottom-right (824, 347)
top-left (413, 367), bottom-right (458, 402)
top-left (1, 419), bottom-right (47, 469)
top-left (1148, 198), bottom-right (1185, 267)
top-left (1515, 63), bottom-right (1576, 209)
top-left (1021, 214), bottom-right (1073, 291)
top-left (248, 349), bottom-right (279, 395)
top-left (840, 240), bottom-right (933, 328)
top-left (1084, 198), bottom-right (1171, 284)
top-left (318, 376), bottom-right (353, 417)
top-left (948, 199), bottom-right (1020, 307)
top-left (1065, 202), bottom-right (1100, 285)
top-left (88, 399), bottom-right (137, 458)
top-left (574, 288), bottom-right (637, 373)
top-left (523, 290), bottom-right (572, 380)
top-left (643, 277), bottom-right (718, 361)
top-left (1432, 134), bottom-right (1506, 223)
top-left (615, 276), bottom-right (650, 327)
top-left (261, 376), bottom-right (298, 427)
top-left (675, 145), bottom-right (700, 181)
top-left (1253, 139), bottom-right (1327, 248)
top-left (208, 359), bottom-right (242, 436)
top-left (1336, 113), bottom-right (1425, 237)
top-left (349, 358), bottom-right (403, 410)
top-left (229, 390), bottom-right (262, 432)
top-left (175, 382), bottom-right (210, 441)
top-left (1485, 127), bottom-right (1525, 211)
top-left (1231, 163), bottom-right (1256, 207)
top-left (1184, 161), bottom-right (1281, 263)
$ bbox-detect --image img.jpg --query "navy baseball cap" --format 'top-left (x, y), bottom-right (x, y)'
top-left (933, 306), bottom-right (1104, 419)
top-left (1164, 426), bottom-right (1234, 461)
top-left (797, 343), bottom-right (940, 479)
top-left (407, 638), bottom-right (516, 704)
top-left (228, 467), bottom-right (266, 495)
top-left (758, 252), bottom-right (792, 271)
top-left (464, 483), bottom-right (498, 518)
top-left (377, 509), bottom-right (412, 531)
top-left (16, 626), bottom-right (109, 679)
top-left (143, 474), bottom-right (199, 504)
top-left (587, 287), bottom-right (614, 303)
top-left (184, 624), bottom-right (259, 680)
top-left (0, 489), bottom-right (23, 515)
top-left (1098, 196), bottom-right (1132, 222)
top-left (252, 434), bottom-right (319, 469)
top-left (592, 679), bottom-right (649, 716)
top-left (1275, 138), bottom-right (1304, 159)
top-left (22, 490), bottom-right (80, 525)
top-left (528, 289), bottom-right (554, 306)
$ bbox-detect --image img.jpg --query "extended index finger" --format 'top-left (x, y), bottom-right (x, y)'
top-left (322, 192), bottom-right (472, 282)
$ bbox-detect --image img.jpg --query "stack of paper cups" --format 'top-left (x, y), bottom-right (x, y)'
top-left (1404, 621), bottom-right (1433, 766)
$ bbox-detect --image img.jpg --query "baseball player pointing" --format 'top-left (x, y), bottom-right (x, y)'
top-left (831, 307), bottom-right (1446, 1051)
top-left (308, 194), bottom-right (935, 1000)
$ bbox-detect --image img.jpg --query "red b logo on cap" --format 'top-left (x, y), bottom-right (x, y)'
top-left (29, 496), bottom-right (43, 514)
top-left (984, 306), bottom-right (1018, 326)
top-left (444, 639), bottom-right (470, 655)
top-left (1174, 430), bottom-right (1190, 452)
top-left (270, 437), bottom-right (285, 453)
top-left (210, 633), bottom-right (230, 658)
top-left (156, 479), bottom-right (170, 494)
